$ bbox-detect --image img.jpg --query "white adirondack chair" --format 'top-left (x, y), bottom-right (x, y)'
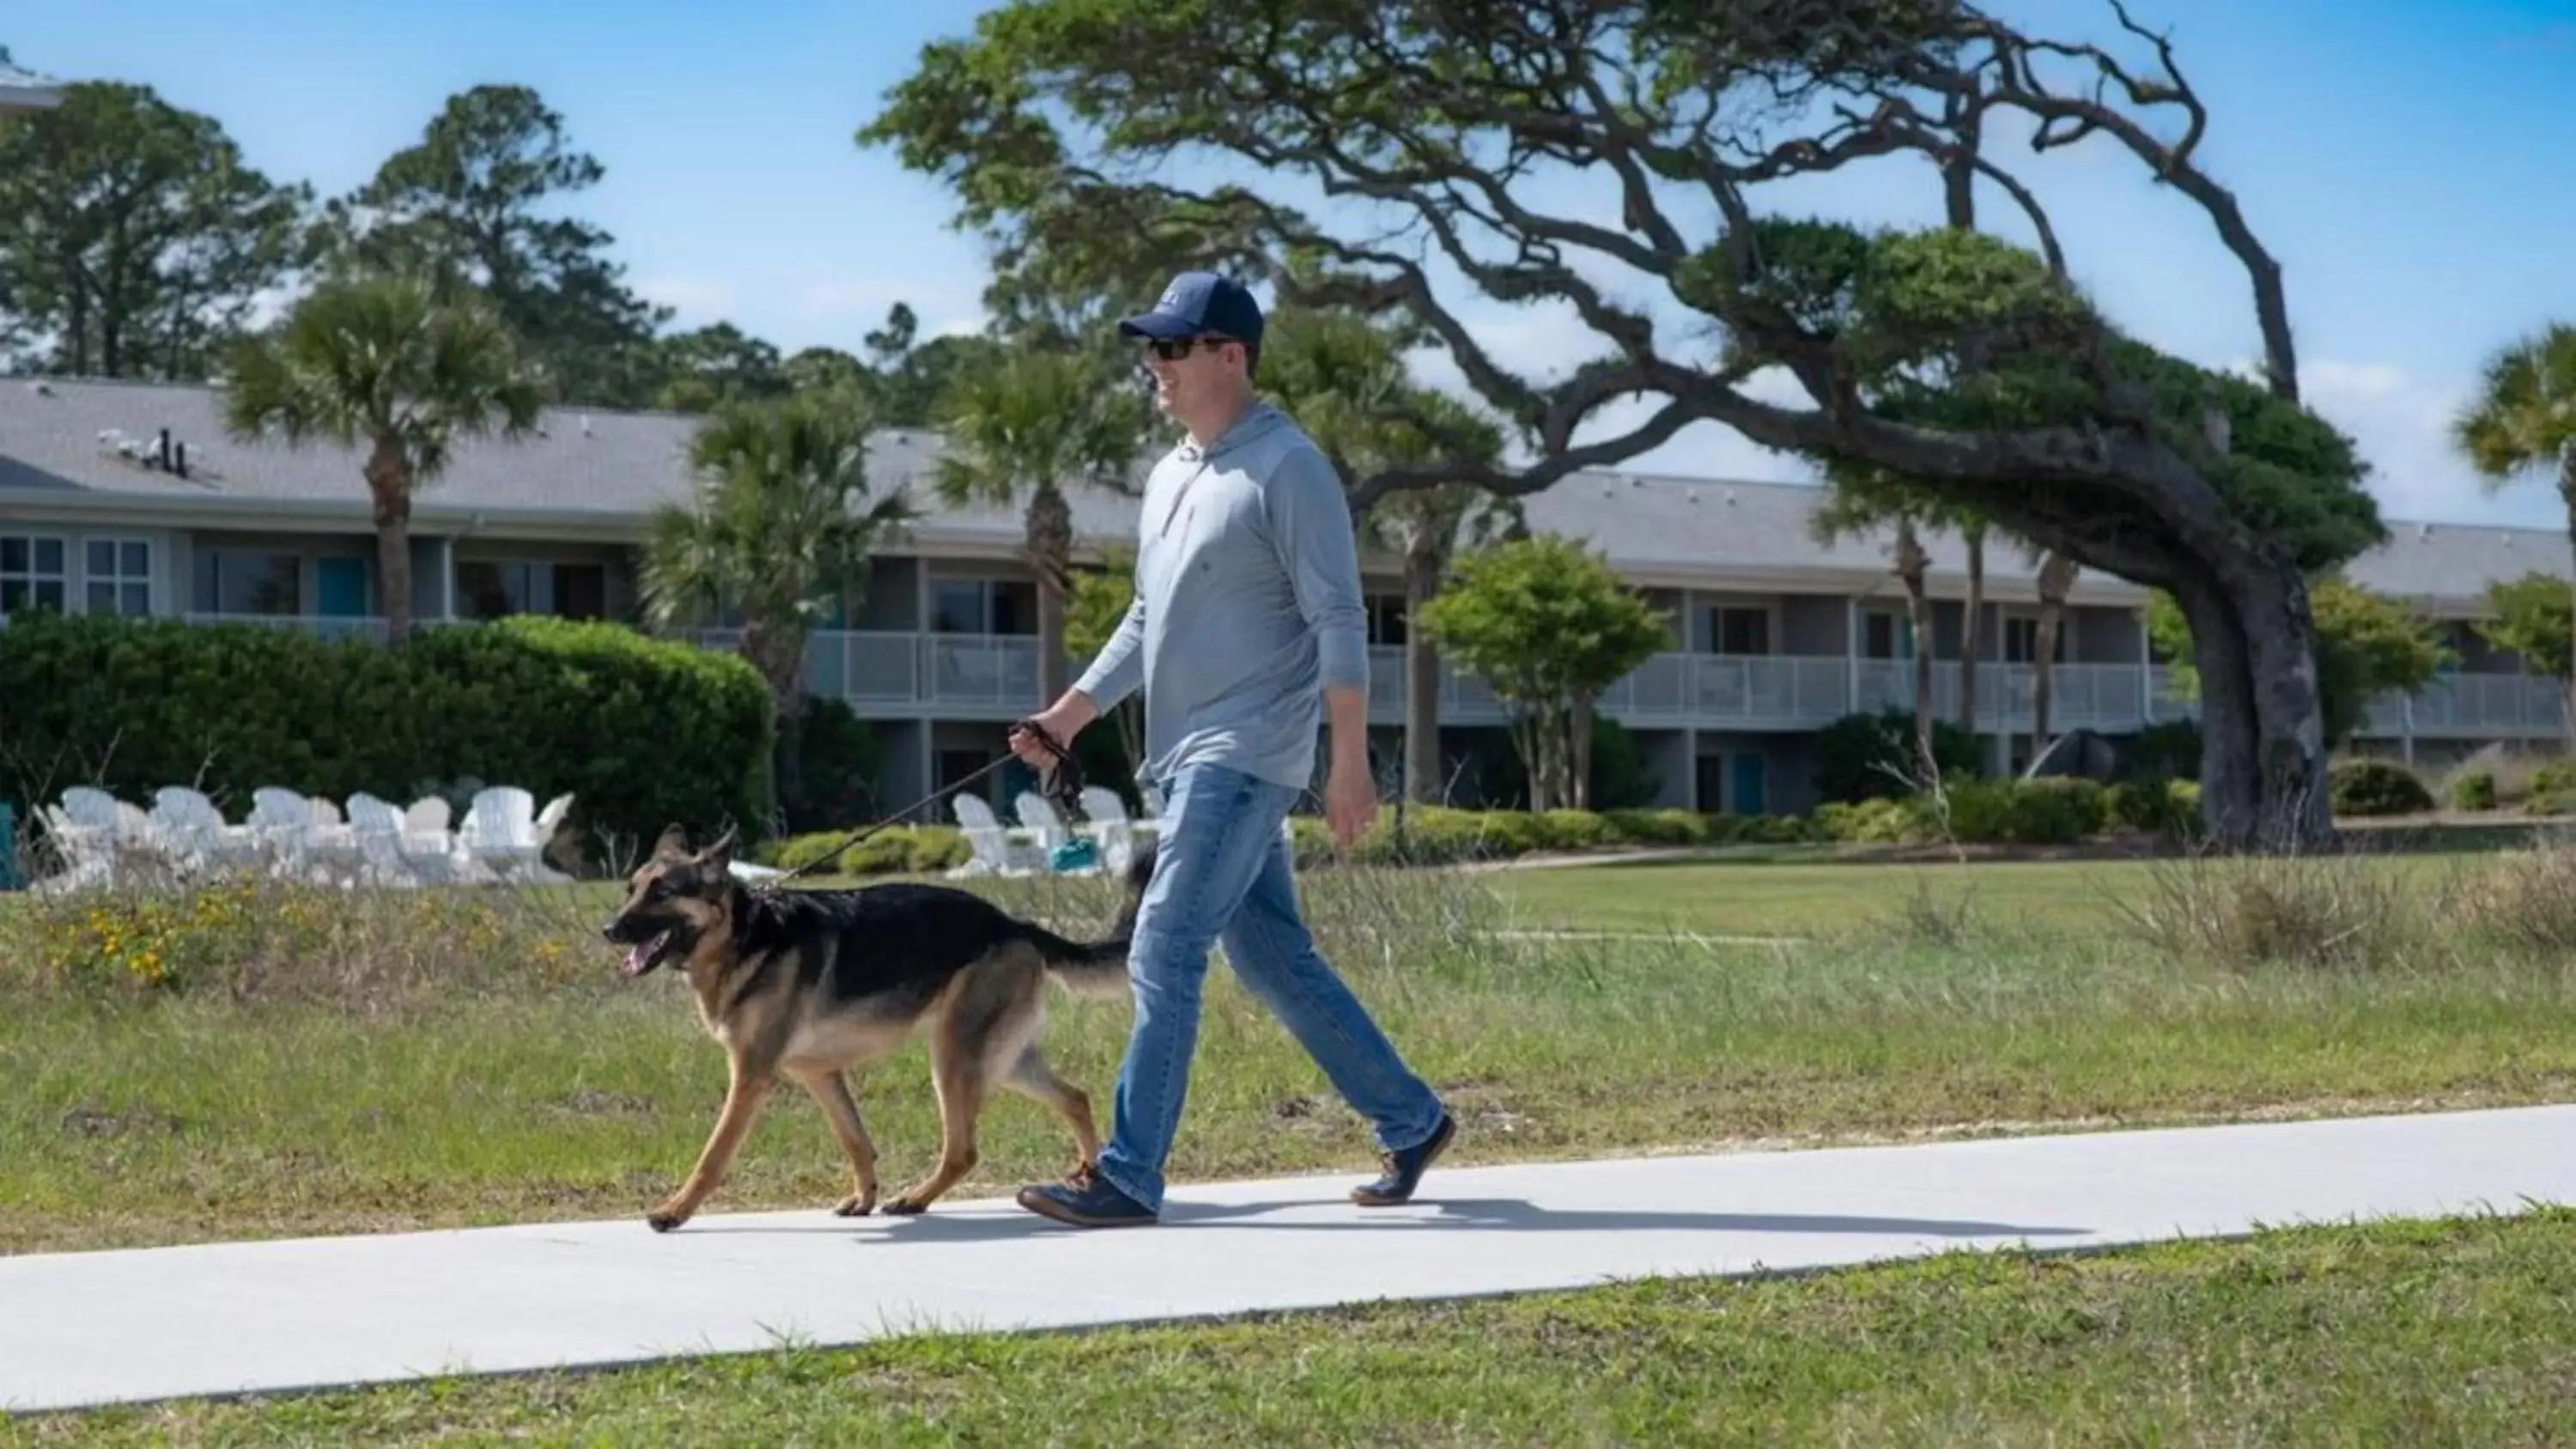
top-left (1077, 785), bottom-right (1140, 873)
top-left (948, 793), bottom-right (1040, 876)
top-left (343, 793), bottom-right (427, 888)
top-left (247, 786), bottom-right (325, 882)
top-left (459, 786), bottom-right (543, 882)
top-left (33, 802), bottom-right (115, 895)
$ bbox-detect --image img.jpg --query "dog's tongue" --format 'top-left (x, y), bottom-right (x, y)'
top-left (619, 931), bottom-right (667, 977)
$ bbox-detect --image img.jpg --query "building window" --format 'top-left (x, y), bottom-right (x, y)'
top-left (1862, 609), bottom-right (1914, 660)
top-left (1367, 595), bottom-right (1408, 645)
top-left (930, 578), bottom-right (1034, 635)
top-left (191, 549), bottom-right (301, 615)
top-left (0, 535), bottom-right (70, 615)
top-left (2003, 615), bottom-right (2066, 664)
top-left (83, 538), bottom-right (153, 616)
top-left (1711, 605), bottom-right (1771, 655)
top-left (456, 560), bottom-right (608, 620)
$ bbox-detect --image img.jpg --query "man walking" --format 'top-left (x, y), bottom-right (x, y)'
top-left (1007, 270), bottom-right (1455, 1228)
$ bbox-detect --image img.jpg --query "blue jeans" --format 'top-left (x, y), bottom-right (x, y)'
top-left (1094, 762), bottom-right (1448, 1212)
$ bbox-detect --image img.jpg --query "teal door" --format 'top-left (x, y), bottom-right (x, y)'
top-left (1728, 753), bottom-right (1769, 815)
top-left (317, 556), bottom-right (369, 618)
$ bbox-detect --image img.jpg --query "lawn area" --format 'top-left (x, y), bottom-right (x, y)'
top-left (14, 1208), bottom-right (2573, 1446)
top-left (1482, 850), bottom-right (2480, 937)
top-left (9, 845), bottom-right (2576, 1255)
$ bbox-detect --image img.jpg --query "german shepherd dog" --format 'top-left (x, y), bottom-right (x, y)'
top-left (601, 823), bottom-right (1154, 1232)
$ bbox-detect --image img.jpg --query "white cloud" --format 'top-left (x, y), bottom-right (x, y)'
top-left (2292, 358), bottom-right (2561, 530)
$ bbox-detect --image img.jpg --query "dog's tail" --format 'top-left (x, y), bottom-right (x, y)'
top-left (1019, 838), bottom-right (1158, 997)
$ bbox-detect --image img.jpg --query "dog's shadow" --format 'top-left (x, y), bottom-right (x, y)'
top-left (692, 1196), bottom-right (2089, 1246)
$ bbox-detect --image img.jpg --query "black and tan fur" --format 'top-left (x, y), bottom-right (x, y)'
top-left (601, 823), bottom-right (1153, 1232)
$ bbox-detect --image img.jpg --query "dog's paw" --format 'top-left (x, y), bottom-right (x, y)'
top-left (881, 1192), bottom-right (932, 1216)
top-left (832, 1191), bottom-right (877, 1218)
top-left (646, 1203), bottom-right (692, 1233)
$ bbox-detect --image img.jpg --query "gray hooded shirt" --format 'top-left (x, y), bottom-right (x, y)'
top-left (1074, 402), bottom-right (1368, 791)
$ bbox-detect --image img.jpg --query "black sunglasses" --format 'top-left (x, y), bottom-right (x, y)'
top-left (1142, 335), bottom-right (1235, 361)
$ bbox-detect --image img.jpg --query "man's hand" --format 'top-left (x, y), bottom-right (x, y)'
top-left (1325, 752), bottom-right (1376, 846)
top-left (1010, 695), bottom-right (1097, 769)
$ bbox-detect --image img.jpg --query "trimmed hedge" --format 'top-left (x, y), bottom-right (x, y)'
top-left (1814, 777), bottom-right (2203, 846)
top-left (1289, 804), bottom-right (1824, 869)
top-left (0, 611), bottom-right (772, 865)
top-left (754, 824), bottom-right (971, 876)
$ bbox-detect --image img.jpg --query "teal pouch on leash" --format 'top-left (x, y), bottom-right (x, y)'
top-left (1049, 836), bottom-right (1098, 873)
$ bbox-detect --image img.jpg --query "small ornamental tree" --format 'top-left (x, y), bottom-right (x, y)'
top-left (1414, 534), bottom-right (1670, 811)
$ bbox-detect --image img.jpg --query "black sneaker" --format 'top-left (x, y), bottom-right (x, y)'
top-left (1016, 1172), bottom-right (1159, 1228)
top-left (1351, 1113), bottom-right (1456, 1207)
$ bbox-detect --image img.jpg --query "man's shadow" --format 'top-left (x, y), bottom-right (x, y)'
top-left (695, 1196), bottom-right (2088, 1246)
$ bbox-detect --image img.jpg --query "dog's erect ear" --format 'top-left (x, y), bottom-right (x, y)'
top-left (653, 823), bottom-right (691, 862)
top-left (699, 824), bottom-right (739, 867)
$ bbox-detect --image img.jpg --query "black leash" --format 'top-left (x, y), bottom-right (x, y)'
top-left (757, 718), bottom-right (1087, 891)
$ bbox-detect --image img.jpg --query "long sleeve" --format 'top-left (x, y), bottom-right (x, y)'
top-left (1265, 447), bottom-right (1370, 694)
top-left (1073, 594), bottom-right (1147, 708)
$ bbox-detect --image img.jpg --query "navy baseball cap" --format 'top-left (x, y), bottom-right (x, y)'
top-left (1117, 270), bottom-right (1265, 347)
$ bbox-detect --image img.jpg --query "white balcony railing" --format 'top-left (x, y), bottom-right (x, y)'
top-left (161, 614), bottom-right (2573, 740)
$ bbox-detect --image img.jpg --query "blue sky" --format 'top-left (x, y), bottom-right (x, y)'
top-left (10, 0), bottom-right (2574, 531)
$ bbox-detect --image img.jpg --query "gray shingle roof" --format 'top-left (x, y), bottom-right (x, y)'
top-left (0, 375), bottom-right (2550, 604)
top-left (0, 47), bottom-right (64, 112)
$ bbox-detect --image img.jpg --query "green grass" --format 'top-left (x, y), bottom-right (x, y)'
top-left (15, 1209), bottom-right (2576, 1446)
top-left (10, 852), bottom-right (2576, 1254)
top-left (1485, 852), bottom-right (2480, 937)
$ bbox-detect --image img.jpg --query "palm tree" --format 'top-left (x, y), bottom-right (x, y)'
top-left (1261, 308), bottom-right (1509, 803)
top-left (220, 274), bottom-right (543, 646)
top-left (640, 391), bottom-right (915, 817)
top-left (1812, 476), bottom-right (1945, 778)
top-left (2452, 322), bottom-right (2576, 741)
top-left (931, 348), bottom-right (1152, 705)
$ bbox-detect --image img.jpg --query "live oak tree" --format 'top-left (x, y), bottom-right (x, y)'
top-left (1414, 533), bottom-right (1670, 811)
top-left (2146, 578), bottom-right (2446, 753)
top-left (640, 392), bottom-right (916, 817)
top-left (220, 275), bottom-right (544, 647)
top-left (862, 0), bottom-right (2385, 850)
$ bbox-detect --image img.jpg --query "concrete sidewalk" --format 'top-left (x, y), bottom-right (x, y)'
top-left (7, 1103), bottom-right (2576, 1416)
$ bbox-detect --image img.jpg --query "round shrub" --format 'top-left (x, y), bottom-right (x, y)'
top-left (1814, 707), bottom-right (1983, 804)
top-left (2327, 759), bottom-right (2433, 818)
top-left (2449, 769), bottom-right (2500, 812)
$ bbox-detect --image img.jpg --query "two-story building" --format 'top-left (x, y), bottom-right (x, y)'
top-left (2, 375), bottom-right (2565, 817)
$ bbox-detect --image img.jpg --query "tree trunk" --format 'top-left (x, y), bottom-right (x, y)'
top-left (2170, 542), bottom-right (2334, 852)
top-left (1957, 529), bottom-right (1984, 746)
top-left (1026, 483), bottom-right (1074, 706)
top-left (1571, 695), bottom-right (1594, 810)
top-left (364, 437), bottom-right (416, 647)
top-left (739, 621), bottom-right (808, 832)
top-left (1894, 521), bottom-right (1937, 780)
top-left (2032, 552), bottom-right (2077, 763)
top-left (2561, 460), bottom-right (2576, 752)
top-left (1402, 531), bottom-right (1444, 804)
